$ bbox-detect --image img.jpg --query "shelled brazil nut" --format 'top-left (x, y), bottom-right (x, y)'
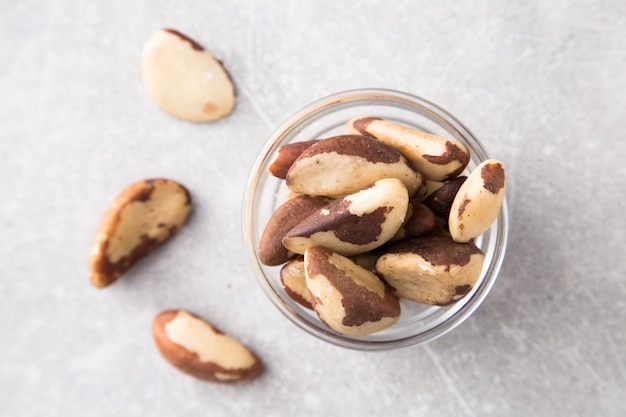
top-left (280, 256), bottom-right (313, 309)
top-left (285, 135), bottom-right (426, 198)
top-left (282, 178), bottom-right (409, 257)
top-left (89, 178), bottom-right (192, 288)
top-left (305, 247), bottom-right (401, 336)
top-left (152, 310), bottom-right (263, 384)
top-left (142, 28), bottom-right (236, 122)
top-left (260, 118), bottom-right (506, 336)
top-left (448, 159), bottom-right (506, 242)
top-left (259, 194), bottom-right (330, 266)
top-left (391, 200), bottom-right (437, 241)
top-left (374, 235), bottom-right (485, 306)
top-left (347, 117), bottom-right (470, 181)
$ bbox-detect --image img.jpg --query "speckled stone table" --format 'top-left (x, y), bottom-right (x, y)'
top-left (1, 1), bottom-right (624, 416)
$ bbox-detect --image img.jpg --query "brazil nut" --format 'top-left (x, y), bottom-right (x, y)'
top-left (375, 235), bottom-right (485, 306)
top-left (282, 178), bottom-right (409, 257)
top-left (422, 176), bottom-right (467, 219)
top-left (142, 28), bottom-right (236, 122)
top-left (152, 310), bottom-right (263, 384)
top-left (448, 159), bottom-right (506, 243)
top-left (305, 247), bottom-right (400, 336)
top-left (259, 194), bottom-right (330, 266)
top-left (347, 117), bottom-right (470, 181)
top-left (280, 256), bottom-right (313, 309)
top-left (89, 178), bottom-right (192, 288)
top-left (285, 135), bottom-right (424, 197)
top-left (391, 200), bottom-right (436, 241)
top-left (268, 140), bottom-right (319, 179)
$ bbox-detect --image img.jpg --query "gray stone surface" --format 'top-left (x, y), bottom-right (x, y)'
top-left (1, 0), bottom-right (624, 416)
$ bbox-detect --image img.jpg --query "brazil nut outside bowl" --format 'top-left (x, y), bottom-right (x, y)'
top-left (242, 88), bottom-right (509, 350)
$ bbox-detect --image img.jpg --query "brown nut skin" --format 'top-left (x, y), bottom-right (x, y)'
top-left (391, 201), bottom-right (436, 241)
top-left (347, 117), bottom-right (470, 181)
top-left (259, 194), bottom-right (330, 266)
top-left (89, 178), bottom-right (191, 288)
top-left (423, 179), bottom-right (445, 199)
top-left (285, 135), bottom-right (424, 197)
top-left (305, 247), bottom-right (400, 336)
top-left (449, 159), bottom-right (506, 243)
top-left (282, 178), bottom-right (409, 257)
top-left (142, 28), bottom-right (236, 122)
top-left (375, 235), bottom-right (485, 306)
top-left (268, 140), bottom-right (319, 179)
top-left (152, 310), bottom-right (264, 385)
top-left (423, 176), bottom-right (467, 219)
top-left (280, 256), bottom-right (313, 309)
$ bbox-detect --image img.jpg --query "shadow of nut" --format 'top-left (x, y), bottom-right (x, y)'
top-left (142, 28), bottom-right (236, 122)
top-left (375, 235), bottom-right (485, 306)
top-left (152, 310), bottom-right (264, 384)
top-left (305, 247), bottom-right (400, 336)
top-left (89, 178), bottom-right (192, 288)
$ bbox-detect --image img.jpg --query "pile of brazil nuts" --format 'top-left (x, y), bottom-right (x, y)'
top-left (260, 116), bottom-right (506, 336)
top-left (88, 28), bottom-right (263, 385)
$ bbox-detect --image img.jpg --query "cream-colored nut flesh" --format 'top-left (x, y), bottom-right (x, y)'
top-left (280, 257), bottom-right (313, 309)
top-left (285, 135), bottom-right (424, 197)
top-left (152, 310), bottom-right (263, 384)
top-left (142, 28), bottom-right (235, 122)
top-left (282, 178), bottom-right (409, 257)
top-left (305, 247), bottom-right (400, 335)
top-left (347, 117), bottom-right (470, 181)
top-left (375, 236), bottom-right (485, 306)
top-left (89, 179), bottom-right (191, 288)
top-left (449, 159), bottom-right (506, 242)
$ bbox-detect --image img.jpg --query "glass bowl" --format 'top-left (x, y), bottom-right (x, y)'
top-left (242, 88), bottom-right (508, 350)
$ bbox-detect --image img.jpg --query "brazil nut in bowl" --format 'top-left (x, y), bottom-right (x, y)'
top-left (242, 88), bottom-right (509, 350)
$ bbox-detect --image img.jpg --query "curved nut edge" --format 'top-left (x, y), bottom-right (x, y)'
top-left (305, 247), bottom-right (400, 336)
top-left (347, 116), bottom-right (470, 181)
top-left (142, 28), bottom-right (236, 122)
top-left (375, 235), bottom-right (485, 306)
top-left (449, 159), bottom-right (506, 243)
top-left (89, 178), bottom-right (192, 288)
top-left (152, 310), bottom-right (264, 384)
